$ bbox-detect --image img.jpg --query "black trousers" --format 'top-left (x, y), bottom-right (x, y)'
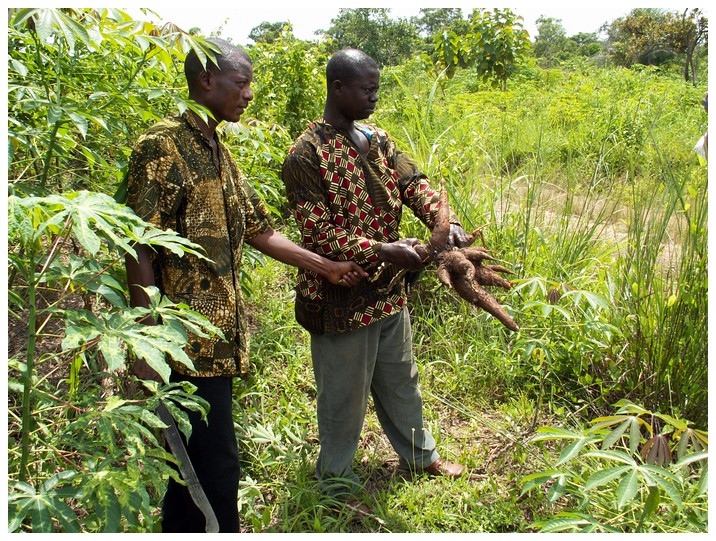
top-left (161, 374), bottom-right (240, 533)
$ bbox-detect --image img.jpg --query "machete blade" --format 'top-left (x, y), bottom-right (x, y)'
top-left (156, 400), bottom-right (220, 533)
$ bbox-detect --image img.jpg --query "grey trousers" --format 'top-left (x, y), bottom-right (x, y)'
top-left (310, 309), bottom-right (439, 496)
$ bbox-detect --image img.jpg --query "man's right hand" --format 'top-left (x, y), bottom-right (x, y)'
top-left (378, 238), bottom-right (424, 269)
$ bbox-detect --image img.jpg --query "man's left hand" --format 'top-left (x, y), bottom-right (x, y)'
top-left (330, 261), bottom-right (368, 287)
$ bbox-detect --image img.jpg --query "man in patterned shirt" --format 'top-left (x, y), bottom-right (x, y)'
top-left (125, 38), bottom-right (366, 532)
top-left (282, 48), bottom-right (467, 512)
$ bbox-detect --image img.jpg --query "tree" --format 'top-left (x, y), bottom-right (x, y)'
top-left (569, 32), bottom-right (601, 58)
top-left (319, 8), bottom-right (421, 66)
top-left (533, 17), bottom-right (603, 66)
top-left (663, 8), bottom-right (708, 84)
top-left (412, 8), bottom-right (466, 38)
top-left (7, 7), bottom-right (219, 196)
top-left (432, 8), bottom-right (530, 90)
top-left (533, 16), bottom-right (573, 67)
top-left (247, 29), bottom-right (326, 137)
top-left (604, 8), bottom-right (708, 84)
top-left (248, 21), bottom-right (292, 44)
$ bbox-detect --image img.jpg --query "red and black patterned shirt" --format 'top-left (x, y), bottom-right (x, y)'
top-left (281, 117), bottom-right (458, 335)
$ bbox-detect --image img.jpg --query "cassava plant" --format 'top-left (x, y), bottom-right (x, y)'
top-left (7, 191), bottom-right (220, 532)
top-left (521, 399), bottom-right (708, 533)
top-left (7, 7), bottom-right (220, 196)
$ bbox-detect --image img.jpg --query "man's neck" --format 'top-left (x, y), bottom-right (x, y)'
top-left (322, 108), bottom-right (354, 131)
top-left (189, 109), bottom-right (218, 142)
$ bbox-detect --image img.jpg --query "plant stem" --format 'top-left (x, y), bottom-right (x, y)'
top-left (18, 264), bottom-right (37, 483)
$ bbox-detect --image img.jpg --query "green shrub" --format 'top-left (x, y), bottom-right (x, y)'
top-left (522, 400), bottom-right (707, 533)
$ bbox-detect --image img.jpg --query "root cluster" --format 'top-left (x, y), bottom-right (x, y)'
top-left (414, 181), bottom-right (519, 332)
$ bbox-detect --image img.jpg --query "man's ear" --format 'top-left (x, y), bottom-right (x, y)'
top-left (198, 69), bottom-right (214, 91)
top-left (331, 79), bottom-right (343, 96)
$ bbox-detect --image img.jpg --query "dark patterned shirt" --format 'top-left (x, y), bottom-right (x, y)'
top-left (282, 117), bottom-right (458, 335)
top-left (127, 112), bottom-right (272, 377)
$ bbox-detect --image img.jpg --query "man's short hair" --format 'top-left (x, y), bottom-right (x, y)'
top-left (326, 49), bottom-right (379, 89)
top-left (184, 37), bottom-right (251, 91)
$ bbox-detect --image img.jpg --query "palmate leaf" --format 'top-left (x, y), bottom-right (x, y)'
top-left (594, 416), bottom-right (646, 453)
top-left (640, 434), bottom-right (672, 467)
top-left (62, 297), bottom-right (222, 383)
top-left (676, 428), bottom-right (708, 459)
top-left (639, 465), bottom-right (683, 508)
top-left (613, 399), bottom-right (650, 416)
top-left (8, 472), bottom-right (81, 533)
top-left (144, 286), bottom-right (223, 340)
top-left (12, 191), bottom-right (207, 266)
top-left (127, 224), bottom-right (208, 259)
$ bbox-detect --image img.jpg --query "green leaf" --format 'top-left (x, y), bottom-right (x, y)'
top-left (585, 465), bottom-right (631, 490)
top-left (98, 333), bottom-right (126, 372)
top-left (520, 470), bottom-right (562, 496)
top-left (673, 450), bottom-right (708, 469)
top-left (547, 474), bottom-right (567, 503)
top-left (68, 110), bottom-right (89, 139)
top-left (531, 426), bottom-right (583, 441)
top-left (556, 437), bottom-right (591, 466)
top-left (131, 338), bottom-right (171, 384)
top-left (584, 449), bottom-right (637, 466)
top-left (640, 465), bottom-right (683, 508)
top-left (616, 468), bottom-right (639, 508)
top-left (31, 495), bottom-right (53, 532)
top-left (696, 463), bottom-right (708, 496)
top-left (601, 419), bottom-right (630, 450)
top-left (534, 512), bottom-right (594, 533)
top-left (637, 486), bottom-right (660, 531)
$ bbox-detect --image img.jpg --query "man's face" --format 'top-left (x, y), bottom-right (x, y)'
top-left (206, 62), bottom-right (254, 123)
top-left (337, 67), bottom-right (380, 121)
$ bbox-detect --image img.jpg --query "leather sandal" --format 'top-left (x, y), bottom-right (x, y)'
top-left (425, 457), bottom-right (465, 478)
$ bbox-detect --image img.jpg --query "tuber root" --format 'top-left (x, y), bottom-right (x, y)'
top-left (415, 180), bottom-right (519, 331)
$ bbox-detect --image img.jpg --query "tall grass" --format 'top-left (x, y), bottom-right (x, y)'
top-left (375, 61), bottom-right (708, 424)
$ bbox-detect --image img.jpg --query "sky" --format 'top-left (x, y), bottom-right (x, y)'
top-left (123, 1), bottom-right (709, 45)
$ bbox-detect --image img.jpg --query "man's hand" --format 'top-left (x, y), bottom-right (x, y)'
top-left (131, 357), bottom-right (163, 382)
top-left (378, 238), bottom-right (423, 269)
top-left (448, 224), bottom-right (470, 248)
top-left (327, 261), bottom-right (368, 286)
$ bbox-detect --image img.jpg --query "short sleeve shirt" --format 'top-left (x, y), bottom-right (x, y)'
top-left (127, 112), bottom-right (272, 377)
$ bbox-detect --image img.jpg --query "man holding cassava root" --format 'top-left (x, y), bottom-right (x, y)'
top-left (282, 48), bottom-right (467, 514)
top-left (124, 38), bottom-right (366, 532)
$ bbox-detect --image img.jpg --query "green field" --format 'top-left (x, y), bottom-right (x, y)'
top-left (7, 8), bottom-right (708, 533)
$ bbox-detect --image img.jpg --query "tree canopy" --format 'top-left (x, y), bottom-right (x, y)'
top-left (604, 8), bottom-right (707, 84)
top-left (432, 8), bottom-right (530, 90)
top-left (319, 8), bottom-right (421, 67)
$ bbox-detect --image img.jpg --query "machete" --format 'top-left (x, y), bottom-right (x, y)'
top-left (155, 400), bottom-right (220, 533)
